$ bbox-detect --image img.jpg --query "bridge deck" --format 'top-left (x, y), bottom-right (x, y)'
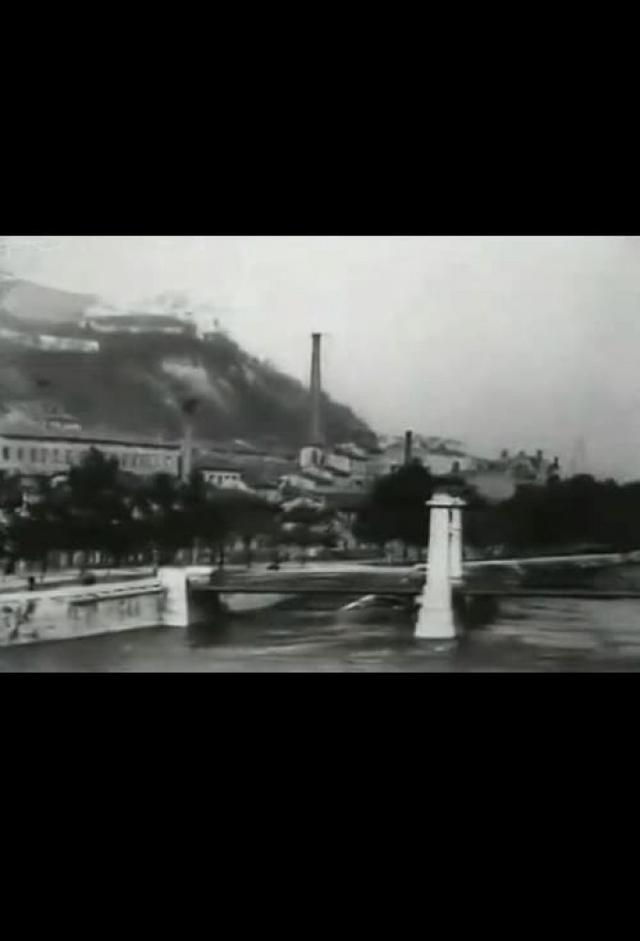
top-left (191, 573), bottom-right (640, 601)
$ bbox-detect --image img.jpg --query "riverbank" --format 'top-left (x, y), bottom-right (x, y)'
top-left (2, 595), bottom-right (640, 671)
top-left (0, 567), bottom-right (155, 594)
top-left (2, 555), bottom-right (640, 655)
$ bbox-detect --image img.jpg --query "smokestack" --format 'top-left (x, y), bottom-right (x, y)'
top-left (181, 424), bottom-right (193, 482)
top-left (180, 397), bottom-right (199, 483)
top-left (309, 333), bottom-right (323, 446)
top-left (404, 430), bottom-right (413, 465)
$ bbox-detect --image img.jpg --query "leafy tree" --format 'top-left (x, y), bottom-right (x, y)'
top-left (180, 472), bottom-right (230, 563)
top-left (62, 449), bottom-right (135, 566)
top-left (354, 463), bottom-right (435, 554)
top-left (0, 472), bottom-right (24, 512)
top-left (7, 476), bottom-right (70, 574)
top-left (215, 491), bottom-right (279, 566)
top-left (464, 475), bottom-right (640, 556)
top-left (127, 472), bottom-right (180, 562)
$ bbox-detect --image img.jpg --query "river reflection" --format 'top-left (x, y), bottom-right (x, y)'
top-left (1, 595), bottom-right (640, 671)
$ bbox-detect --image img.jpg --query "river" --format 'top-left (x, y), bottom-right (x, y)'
top-left (1, 595), bottom-right (640, 671)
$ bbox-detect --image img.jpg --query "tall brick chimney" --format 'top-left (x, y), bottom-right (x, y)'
top-left (404, 429), bottom-right (413, 465)
top-left (309, 332), bottom-right (324, 446)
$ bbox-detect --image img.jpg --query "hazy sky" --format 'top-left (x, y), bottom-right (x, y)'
top-left (3, 235), bottom-right (639, 479)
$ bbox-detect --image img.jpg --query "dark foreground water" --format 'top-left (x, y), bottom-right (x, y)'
top-left (2, 595), bottom-right (640, 671)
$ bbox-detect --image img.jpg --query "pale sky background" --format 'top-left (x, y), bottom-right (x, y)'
top-left (2, 235), bottom-right (639, 479)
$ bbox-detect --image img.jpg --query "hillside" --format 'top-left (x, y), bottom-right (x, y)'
top-left (0, 299), bottom-right (375, 449)
top-left (0, 277), bottom-right (96, 326)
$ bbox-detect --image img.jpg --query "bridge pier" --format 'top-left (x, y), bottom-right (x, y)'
top-left (415, 492), bottom-right (465, 640)
top-left (449, 497), bottom-right (465, 584)
top-left (158, 567), bottom-right (191, 626)
top-left (158, 567), bottom-right (221, 627)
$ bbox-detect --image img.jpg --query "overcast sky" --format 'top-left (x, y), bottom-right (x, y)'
top-left (3, 235), bottom-right (639, 479)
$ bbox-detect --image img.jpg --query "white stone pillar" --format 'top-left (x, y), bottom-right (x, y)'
top-left (415, 492), bottom-right (457, 640)
top-left (158, 567), bottom-right (190, 627)
top-left (448, 497), bottom-right (465, 583)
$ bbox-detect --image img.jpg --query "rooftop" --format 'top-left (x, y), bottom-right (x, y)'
top-left (82, 313), bottom-right (189, 329)
top-left (0, 420), bottom-right (182, 450)
top-left (323, 491), bottom-right (367, 511)
top-left (242, 467), bottom-right (284, 489)
top-left (194, 454), bottom-right (243, 473)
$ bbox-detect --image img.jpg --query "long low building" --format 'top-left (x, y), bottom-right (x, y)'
top-left (0, 424), bottom-right (182, 479)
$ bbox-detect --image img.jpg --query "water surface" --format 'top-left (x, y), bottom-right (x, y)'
top-left (1, 596), bottom-right (640, 671)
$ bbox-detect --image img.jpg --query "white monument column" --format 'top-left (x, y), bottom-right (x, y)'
top-left (415, 492), bottom-right (457, 640)
top-left (448, 497), bottom-right (465, 584)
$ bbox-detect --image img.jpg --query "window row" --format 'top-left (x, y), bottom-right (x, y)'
top-left (0, 444), bottom-right (177, 471)
top-left (205, 472), bottom-right (241, 484)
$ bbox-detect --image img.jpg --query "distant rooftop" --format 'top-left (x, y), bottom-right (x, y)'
top-left (4, 399), bottom-right (81, 425)
top-left (193, 453), bottom-right (243, 472)
top-left (0, 420), bottom-right (181, 450)
top-left (83, 312), bottom-right (189, 328)
top-left (242, 467), bottom-right (284, 489)
top-left (323, 491), bottom-right (366, 511)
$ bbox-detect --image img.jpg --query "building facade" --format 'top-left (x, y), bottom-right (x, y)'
top-left (368, 436), bottom-right (476, 478)
top-left (0, 327), bottom-right (99, 353)
top-left (0, 427), bottom-right (182, 479)
top-left (80, 313), bottom-right (195, 336)
top-left (196, 466), bottom-right (249, 491)
top-left (464, 449), bottom-right (562, 502)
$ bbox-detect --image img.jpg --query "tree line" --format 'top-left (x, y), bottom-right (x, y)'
top-left (4, 450), bottom-right (633, 575)
top-left (354, 463), bottom-right (640, 557)
top-left (0, 448), bottom-right (339, 575)
top-left (467, 474), bottom-right (640, 554)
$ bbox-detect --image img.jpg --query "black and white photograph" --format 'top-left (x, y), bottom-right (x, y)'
top-left (0, 234), bottom-right (637, 673)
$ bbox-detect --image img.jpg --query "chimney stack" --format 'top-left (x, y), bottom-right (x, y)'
top-left (181, 421), bottom-right (193, 482)
top-left (309, 333), bottom-right (324, 446)
top-left (404, 429), bottom-right (413, 465)
top-left (180, 397), bottom-right (199, 483)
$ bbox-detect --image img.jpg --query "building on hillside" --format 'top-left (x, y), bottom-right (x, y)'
top-left (295, 441), bottom-right (371, 495)
top-left (280, 471), bottom-right (326, 495)
top-left (192, 454), bottom-right (250, 491)
top-left (81, 313), bottom-right (196, 336)
top-left (0, 424), bottom-right (182, 482)
top-left (464, 448), bottom-right (562, 502)
top-left (242, 467), bottom-right (286, 504)
top-left (281, 494), bottom-right (328, 514)
top-left (472, 448), bottom-right (561, 483)
top-left (464, 469), bottom-right (518, 503)
top-left (334, 443), bottom-right (370, 485)
top-left (292, 432), bottom-right (564, 505)
top-left (323, 491), bottom-right (367, 550)
top-left (4, 400), bottom-right (83, 433)
top-left (299, 445), bottom-right (325, 470)
top-left (368, 435), bottom-right (476, 478)
top-left (0, 326), bottom-right (100, 353)
top-left (323, 450), bottom-right (352, 476)
top-left (190, 444), bottom-right (296, 499)
top-left (194, 440), bottom-right (295, 472)
top-left (36, 334), bottom-right (99, 353)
